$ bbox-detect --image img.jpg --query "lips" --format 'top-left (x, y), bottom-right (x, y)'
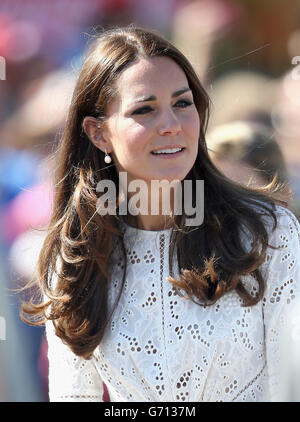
top-left (151, 145), bottom-right (185, 155)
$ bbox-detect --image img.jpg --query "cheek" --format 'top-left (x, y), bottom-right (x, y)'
top-left (111, 122), bottom-right (152, 169)
top-left (183, 112), bottom-right (200, 143)
top-left (118, 121), bottom-right (152, 153)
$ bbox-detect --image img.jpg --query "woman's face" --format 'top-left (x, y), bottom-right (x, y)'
top-left (99, 56), bottom-right (200, 185)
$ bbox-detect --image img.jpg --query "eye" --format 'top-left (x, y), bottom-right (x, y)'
top-left (131, 106), bottom-right (154, 115)
top-left (174, 99), bottom-right (193, 108)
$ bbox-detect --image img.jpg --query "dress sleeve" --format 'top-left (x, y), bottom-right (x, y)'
top-left (261, 207), bottom-right (300, 401)
top-left (45, 320), bottom-right (104, 402)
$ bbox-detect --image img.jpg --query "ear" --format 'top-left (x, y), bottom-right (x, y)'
top-left (82, 116), bottom-right (112, 153)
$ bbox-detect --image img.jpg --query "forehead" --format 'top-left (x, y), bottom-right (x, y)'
top-left (114, 56), bottom-right (189, 98)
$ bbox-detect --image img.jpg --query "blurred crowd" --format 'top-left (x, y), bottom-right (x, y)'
top-left (0, 0), bottom-right (300, 401)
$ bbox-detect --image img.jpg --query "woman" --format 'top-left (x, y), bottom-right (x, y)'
top-left (21, 25), bottom-right (300, 402)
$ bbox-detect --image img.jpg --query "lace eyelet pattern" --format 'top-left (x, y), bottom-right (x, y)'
top-left (46, 206), bottom-right (300, 401)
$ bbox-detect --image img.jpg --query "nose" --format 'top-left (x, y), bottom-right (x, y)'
top-left (158, 108), bottom-right (181, 136)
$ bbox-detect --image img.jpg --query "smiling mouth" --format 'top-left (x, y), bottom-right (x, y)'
top-left (151, 147), bottom-right (185, 155)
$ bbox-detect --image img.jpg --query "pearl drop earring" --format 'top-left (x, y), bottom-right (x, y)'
top-left (104, 148), bottom-right (112, 164)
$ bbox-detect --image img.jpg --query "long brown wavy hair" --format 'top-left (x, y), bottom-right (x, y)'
top-left (21, 25), bottom-right (288, 359)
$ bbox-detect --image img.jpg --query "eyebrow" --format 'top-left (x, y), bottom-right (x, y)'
top-left (134, 87), bottom-right (192, 103)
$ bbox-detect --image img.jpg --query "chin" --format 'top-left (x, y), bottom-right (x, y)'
top-left (158, 168), bottom-right (192, 182)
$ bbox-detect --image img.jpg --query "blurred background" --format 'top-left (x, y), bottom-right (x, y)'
top-left (0, 0), bottom-right (300, 402)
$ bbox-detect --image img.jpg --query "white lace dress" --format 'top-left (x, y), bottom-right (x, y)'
top-left (46, 205), bottom-right (300, 402)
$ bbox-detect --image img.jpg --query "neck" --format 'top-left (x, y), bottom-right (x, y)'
top-left (119, 178), bottom-right (182, 231)
top-left (124, 213), bottom-right (174, 231)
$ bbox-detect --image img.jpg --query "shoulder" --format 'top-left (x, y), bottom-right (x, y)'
top-left (256, 203), bottom-right (300, 268)
top-left (260, 205), bottom-right (300, 307)
top-left (241, 202), bottom-right (300, 247)
top-left (263, 204), bottom-right (300, 250)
